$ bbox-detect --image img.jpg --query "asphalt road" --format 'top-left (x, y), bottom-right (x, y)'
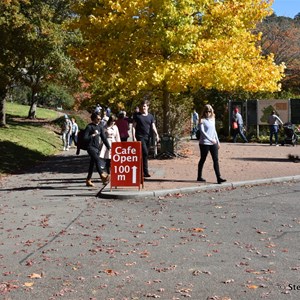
top-left (1, 178), bottom-right (300, 299)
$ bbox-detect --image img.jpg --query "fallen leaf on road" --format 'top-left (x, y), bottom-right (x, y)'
top-left (245, 269), bottom-right (261, 275)
top-left (103, 269), bottom-right (119, 276)
top-left (265, 243), bottom-right (276, 248)
top-left (0, 282), bottom-right (19, 294)
top-left (207, 296), bottom-right (232, 300)
top-left (140, 250), bottom-right (150, 258)
top-left (125, 262), bottom-right (136, 266)
top-left (192, 270), bottom-right (201, 276)
top-left (24, 282), bottom-right (34, 287)
top-left (28, 273), bottom-right (42, 279)
top-left (169, 227), bottom-right (180, 231)
top-left (223, 279), bottom-right (234, 284)
top-left (247, 285), bottom-right (259, 289)
top-left (145, 293), bottom-right (160, 298)
top-left (192, 228), bottom-right (204, 232)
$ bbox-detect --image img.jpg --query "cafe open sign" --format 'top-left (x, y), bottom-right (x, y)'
top-left (110, 142), bottom-right (143, 190)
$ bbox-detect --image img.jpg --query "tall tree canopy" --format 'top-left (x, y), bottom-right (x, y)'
top-left (257, 15), bottom-right (300, 94)
top-left (70, 0), bottom-right (284, 132)
top-left (0, 0), bottom-right (78, 125)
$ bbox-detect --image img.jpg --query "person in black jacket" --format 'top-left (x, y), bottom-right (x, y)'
top-left (132, 100), bottom-right (160, 177)
top-left (84, 112), bottom-right (111, 187)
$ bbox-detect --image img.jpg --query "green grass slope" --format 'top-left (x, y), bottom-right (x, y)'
top-left (0, 103), bottom-right (70, 175)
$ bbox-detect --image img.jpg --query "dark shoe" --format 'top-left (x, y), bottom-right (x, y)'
top-left (217, 178), bottom-right (226, 184)
top-left (144, 173), bottom-right (151, 178)
top-left (197, 177), bottom-right (206, 182)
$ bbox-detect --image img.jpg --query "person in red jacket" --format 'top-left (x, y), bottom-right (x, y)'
top-left (115, 111), bottom-right (129, 142)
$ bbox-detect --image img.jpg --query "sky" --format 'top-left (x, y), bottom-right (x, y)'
top-left (271, 0), bottom-right (299, 18)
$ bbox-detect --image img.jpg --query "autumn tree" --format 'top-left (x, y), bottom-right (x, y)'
top-left (257, 15), bottom-right (300, 95)
top-left (0, 0), bottom-right (27, 126)
top-left (69, 0), bottom-right (284, 133)
top-left (0, 0), bottom-right (79, 124)
top-left (19, 0), bottom-right (80, 118)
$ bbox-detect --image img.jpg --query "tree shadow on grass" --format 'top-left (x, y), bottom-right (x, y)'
top-left (0, 140), bottom-right (90, 175)
top-left (0, 141), bottom-right (46, 174)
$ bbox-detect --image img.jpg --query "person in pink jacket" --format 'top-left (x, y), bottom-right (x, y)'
top-left (115, 111), bottom-right (129, 141)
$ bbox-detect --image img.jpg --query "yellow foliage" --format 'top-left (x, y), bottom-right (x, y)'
top-left (68, 0), bottom-right (283, 94)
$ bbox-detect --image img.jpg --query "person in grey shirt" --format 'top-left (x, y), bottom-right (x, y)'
top-left (268, 110), bottom-right (283, 146)
top-left (197, 104), bottom-right (226, 184)
top-left (232, 107), bottom-right (248, 143)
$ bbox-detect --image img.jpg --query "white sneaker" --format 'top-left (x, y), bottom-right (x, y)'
top-left (63, 147), bottom-right (66, 151)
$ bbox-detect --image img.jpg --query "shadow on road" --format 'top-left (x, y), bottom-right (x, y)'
top-left (232, 157), bottom-right (289, 162)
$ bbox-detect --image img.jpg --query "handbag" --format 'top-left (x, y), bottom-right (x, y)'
top-left (232, 121), bottom-right (238, 129)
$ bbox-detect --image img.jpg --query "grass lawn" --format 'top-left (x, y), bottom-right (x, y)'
top-left (0, 103), bottom-right (64, 175)
top-left (6, 102), bottom-right (61, 119)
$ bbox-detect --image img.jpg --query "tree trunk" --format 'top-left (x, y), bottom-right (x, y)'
top-left (28, 102), bottom-right (37, 119)
top-left (28, 90), bottom-right (37, 119)
top-left (0, 88), bottom-right (7, 127)
top-left (162, 83), bottom-right (170, 134)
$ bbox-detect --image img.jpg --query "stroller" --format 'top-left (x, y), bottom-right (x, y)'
top-left (281, 122), bottom-right (298, 146)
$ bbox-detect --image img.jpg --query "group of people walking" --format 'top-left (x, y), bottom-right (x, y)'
top-left (81, 100), bottom-right (225, 187)
top-left (62, 99), bottom-right (286, 188)
top-left (83, 110), bottom-right (127, 187)
top-left (61, 115), bottom-right (78, 151)
top-left (194, 105), bottom-right (284, 185)
top-left (231, 108), bottom-right (284, 146)
top-left (78, 100), bottom-right (159, 187)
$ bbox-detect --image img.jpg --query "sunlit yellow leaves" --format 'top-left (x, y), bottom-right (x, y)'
top-left (89, 14), bottom-right (97, 22)
top-left (135, 59), bottom-right (142, 66)
top-left (109, 1), bottom-right (122, 13)
top-left (69, 0), bottom-right (283, 95)
top-left (152, 70), bottom-right (164, 84)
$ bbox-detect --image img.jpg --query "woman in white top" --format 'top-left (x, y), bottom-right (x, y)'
top-left (268, 110), bottom-right (283, 146)
top-left (99, 114), bottom-right (121, 174)
top-left (197, 104), bottom-right (226, 184)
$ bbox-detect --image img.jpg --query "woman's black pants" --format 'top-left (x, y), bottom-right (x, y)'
top-left (87, 147), bottom-right (106, 180)
top-left (136, 135), bottom-right (150, 176)
top-left (197, 144), bottom-right (221, 180)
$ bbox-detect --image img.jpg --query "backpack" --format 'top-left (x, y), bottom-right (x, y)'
top-left (76, 129), bottom-right (89, 155)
